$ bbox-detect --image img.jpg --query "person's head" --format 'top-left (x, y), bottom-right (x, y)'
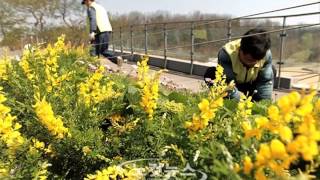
top-left (239, 28), bottom-right (271, 68)
top-left (81, 0), bottom-right (94, 7)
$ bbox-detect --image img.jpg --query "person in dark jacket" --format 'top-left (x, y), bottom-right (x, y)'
top-left (205, 28), bottom-right (274, 101)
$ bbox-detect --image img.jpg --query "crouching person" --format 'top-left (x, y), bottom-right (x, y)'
top-left (205, 28), bottom-right (274, 101)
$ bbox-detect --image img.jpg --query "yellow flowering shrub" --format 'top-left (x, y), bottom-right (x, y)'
top-left (137, 56), bottom-right (163, 119)
top-left (19, 47), bottom-right (39, 82)
top-left (43, 35), bottom-right (70, 93)
top-left (0, 55), bottom-right (12, 81)
top-left (3, 34), bottom-right (320, 179)
top-left (107, 114), bottom-right (139, 134)
top-left (241, 90), bottom-right (320, 178)
top-left (0, 87), bottom-right (25, 157)
top-left (0, 161), bottom-right (9, 179)
top-left (32, 161), bottom-right (50, 180)
top-left (19, 35), bottom-right (71, 94)
top-left (33, 94), bottom-right (70, 139)
top-left (185, 64), bottom-right (233, 132)
top-left (85, 165), bottom-right (144, 180)
top-left (78, 66), bottom-right (119, 107)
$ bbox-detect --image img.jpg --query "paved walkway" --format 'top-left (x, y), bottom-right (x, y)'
top-left (100, 58), bottom-right (291, 101)
top-left (100, 58), bottom-right (205, 91)
top-left (280, 64), bottom-right (320, 90)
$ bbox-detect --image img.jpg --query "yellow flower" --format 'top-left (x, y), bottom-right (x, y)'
top-left (110, 114), bottom-right (122, 123)
top-left (33, 96), bottom-right (69, 139)
top-left (186, 65), bottom-right (231, 133)
top-left (0, 88), bottom-right (25, 156)
top-left (268, 160), bottom-right (285, 176)
top-left (242, 121), bottom-right (252, 131)
top-left (82, 146), bottom-right (92, 155)
top-left (137, 56), bottom-right (149, 81)
top-left (213, 64), bottom-right (224, 84)
top-left (0, 168), bottom-right (8, 177)
top-left (138, 57), bottom-right (162, 119)
top-left (315, 99), bottom-right (320, 112)
top-left (270, 139), bottom-right (287, 159)
top-left (288, 91), bottom-right (301, 106)
top-left (32, 139), bottom-right (45, 149)
top-left (19, 50), bottom-right (36, 82)
top-left (79, 66), bottom-right (119, 107)
top-left (268, 105), bottom-right (280, 121)
top-left (199, 99), bottom-right (214, 120)
top-left (255, 117), bottom-right (269, 129)
top-left (85, 166), bottom-right (125, 180)
top-left (279, 126), bottom-right (293, 142)
top-left (287, 140), bottom-right (300, 154)
top-left (277, 95), bottom-right (292, 115)
top-left (0, 58), bottom-right (11, 81)
top-left (254, 168), bottom-right (267, 180)
top-left (44, 144), bottom-right (53, 155)
top-left (302, 141), bottom-right (318, 161)
top-left (33, 161), bottom-right (50, 180)
top-left (0, 104), bottom-right (11, 116)
top-left (236, 95), bottom-right (253, 123)
top-left (198, 99), bottom-right (210, 112)
top-left (256, 143), bottom-right (271, 166)
top-left (192, 115), bottom-right (204, 130)
top-left (185, 114), bottom-right (209, 132)
top-left (233, 163), bottom-right (240, 173)
top-left (211, 97), bottom-right (224, 108)
top-left (296, 104), bottom-right (313, 117)
top-left (243, 156), bottom-right (253, 174)
top-left (245, 129), bottom-right (262, 140)
top-left (185, 121), bottom-right (193, 129)
top-left (300, 91), bottom-right (316, 107)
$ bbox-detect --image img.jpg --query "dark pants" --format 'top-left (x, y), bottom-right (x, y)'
top-left (91, 32), bottom-right (117, 62)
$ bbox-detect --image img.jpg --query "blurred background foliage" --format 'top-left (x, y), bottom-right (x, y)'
top-left (0, 0), bottom-right (319, 64)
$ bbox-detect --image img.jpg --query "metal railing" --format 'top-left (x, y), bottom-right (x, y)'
top-left (107, 2), bottom-right (320, 90)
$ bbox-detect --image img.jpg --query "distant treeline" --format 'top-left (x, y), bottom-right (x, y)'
top-left (0, 0), bottom-right (319, 63)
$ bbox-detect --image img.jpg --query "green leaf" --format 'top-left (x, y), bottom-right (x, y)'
top-left (125, 85), bottom-right (140, 104)
top-left (168, 92), bottom-right (188, 104)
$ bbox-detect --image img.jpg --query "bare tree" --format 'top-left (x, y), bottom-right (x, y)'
top-left (0, 1), bottom-right (25, 37)
top-left (3, 0), bottom-right (57, 32)
top-left (56, 0), bottom-right (85, 28)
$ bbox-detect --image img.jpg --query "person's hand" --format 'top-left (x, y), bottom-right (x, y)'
top-left (89, 32), bottom-right (95, 40)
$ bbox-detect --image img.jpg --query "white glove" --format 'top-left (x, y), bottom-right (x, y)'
top-left (89, 32), bottom-right (95, 40)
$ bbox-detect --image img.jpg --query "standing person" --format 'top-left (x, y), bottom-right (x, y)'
top-left (204, 28), bottom-right (274, 101)
top-left (82, 0), bottom-right (115, 60)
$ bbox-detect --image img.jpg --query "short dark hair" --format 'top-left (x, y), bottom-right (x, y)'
top-left (240, 28), bottom-right (271, 60)
top-left (81, 0), bottom-right (94, 4)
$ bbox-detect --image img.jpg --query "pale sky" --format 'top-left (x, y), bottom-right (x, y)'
top-left (97, 0), bottom-right (320, 25)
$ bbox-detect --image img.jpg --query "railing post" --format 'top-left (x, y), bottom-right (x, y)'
top-left (130, 25), bottom-right (134, 56)
top-left (144, 24), bottom-right (148, 55)
top-left (277, 16), bottom-right (287, 89)
top-left (163, 23), bottom-right (168, 69)
top-left (190, 22), bottom-right (195, 75)
top-left (111, 31), bottom-right (115, 53)
top-left (227, 20), bottom-right (232, 42)
top-left (120, 27), bottom-right (123, 54)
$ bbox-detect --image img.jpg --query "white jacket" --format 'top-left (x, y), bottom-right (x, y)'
top-left (90, 2), bottom-right (112, 32)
